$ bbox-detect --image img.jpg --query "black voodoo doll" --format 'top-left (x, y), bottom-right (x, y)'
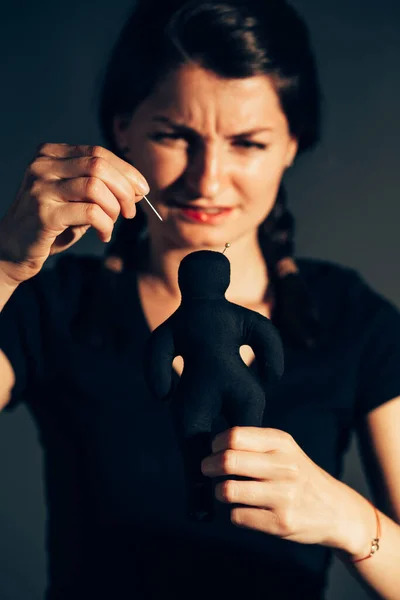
top-left (144, 249), bottom-right (284, 521)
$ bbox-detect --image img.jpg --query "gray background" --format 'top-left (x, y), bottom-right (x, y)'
top-left (0, 0), bottom-right (399, 598)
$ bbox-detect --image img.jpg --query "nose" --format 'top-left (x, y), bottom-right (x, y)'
top-left (184, 141), bottom-right (227, 200)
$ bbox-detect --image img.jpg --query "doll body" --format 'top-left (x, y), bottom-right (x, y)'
top-left (144, 250), bottom-right (284, 521)
top-left (171, 299), bottom-right (276, 434)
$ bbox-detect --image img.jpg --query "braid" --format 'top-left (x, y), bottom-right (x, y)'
top-left (259, 184), bottom-right (320, 348)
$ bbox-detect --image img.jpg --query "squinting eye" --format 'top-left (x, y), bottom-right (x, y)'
top-left (234, 140), bottom-right (267, 150)
top-left (149, 132), bottom-right (188, 142)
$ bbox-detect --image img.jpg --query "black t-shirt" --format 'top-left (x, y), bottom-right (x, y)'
top-left (2, 254), bottom-right (400, 600)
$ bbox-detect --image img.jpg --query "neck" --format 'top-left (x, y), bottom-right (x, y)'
top-left (142, 230), bottom-right (270, 307)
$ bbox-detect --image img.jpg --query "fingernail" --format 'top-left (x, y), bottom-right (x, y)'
top-left (138, 180), bottom-right (150, 194)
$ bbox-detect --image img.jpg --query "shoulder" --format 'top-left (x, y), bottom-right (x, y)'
top-left (0, 254), bottom-right (106, 405)
top-left (296, 256), bottom-right (364, 291)
top-left (296, 256), bottom-right (392, 306)
top-left (295, 256), bottom-right (400, 338)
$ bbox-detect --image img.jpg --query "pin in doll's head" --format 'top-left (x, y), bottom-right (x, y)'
top-left (178, 250), bottom-right (230, 299)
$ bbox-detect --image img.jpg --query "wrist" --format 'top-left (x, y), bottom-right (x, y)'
top-left (0, 261), bottom-right (21, 290)
top-left (329, 483), bottom-right (377, 559)
top-left (0, 223), bottom-right (28, 287)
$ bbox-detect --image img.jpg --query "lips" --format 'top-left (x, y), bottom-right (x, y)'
top-left (172, 203), bottom-right (235, 224)
top-left (169, 200), bottom-right (234, 211)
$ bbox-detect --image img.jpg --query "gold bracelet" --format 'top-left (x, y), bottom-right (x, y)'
top-left (351, 499), bottom-right (381, 564)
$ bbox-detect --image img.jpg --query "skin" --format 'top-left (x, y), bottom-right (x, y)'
top-left (112, 63), bottom-right (376, 559)
top-left (112, 64), bottom-right (298, 308)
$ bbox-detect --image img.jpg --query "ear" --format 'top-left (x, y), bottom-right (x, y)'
top-left (112, 115), bottom-right (132, 155)
top-left (285, 137), bottom-right (298, 168)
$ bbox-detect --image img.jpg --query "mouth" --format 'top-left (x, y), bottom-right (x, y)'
top-left (168, 200), bottom-right (236, 224)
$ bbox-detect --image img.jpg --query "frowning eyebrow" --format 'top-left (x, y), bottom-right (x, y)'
top-left (151, 116), bottom-right (274, 137)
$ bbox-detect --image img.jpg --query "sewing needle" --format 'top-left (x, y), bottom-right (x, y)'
top-left (143, 195), bottom-right (163, 221)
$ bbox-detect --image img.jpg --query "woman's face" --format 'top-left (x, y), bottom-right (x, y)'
top-left (113, 64), bottom-right (298, 250)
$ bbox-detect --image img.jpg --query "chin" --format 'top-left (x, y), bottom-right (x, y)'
top-left (167, 220), bottom-right (241, 251)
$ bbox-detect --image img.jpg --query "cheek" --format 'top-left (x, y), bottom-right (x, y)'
top-left (130, 145), bottom-right (187, 193)
top-left (234, 153), bottom-right (286, 214)
top-left (244, 145), bottom-right (287, 182)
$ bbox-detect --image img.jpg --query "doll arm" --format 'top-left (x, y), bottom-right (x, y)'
top-left (246, 311), bottom-right (284, 385)
top-left (143, 320), bottom-right (176, 401)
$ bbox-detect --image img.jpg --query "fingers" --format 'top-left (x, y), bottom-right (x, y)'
top-left (35, 142), bottom-right (150, 210)
top-left (211, 426), bottom-right (295, 454)
top-left (229, 507), bottom-right (286, 536)
top-left (31, 156), bottom-right (137, 220)
top-left (215, 479), bottom-right (279, 509)
top-left (40, 177), bottom-right (123, 242)
top-left (213, 486), bottom-right (301, 540)
top-left (37, 143), bottom-right (150, 192)
top-left (30, 157), bottom-right (140, 219)
top-left (201, 448), bottom-right (299, 481)
top-left (21, 142), bottom-right (152, 250)
top-left (55, 201), bottom-right (115, 243)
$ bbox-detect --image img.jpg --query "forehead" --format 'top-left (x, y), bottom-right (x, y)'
top-left (138, 64), bottom-right (288, 132)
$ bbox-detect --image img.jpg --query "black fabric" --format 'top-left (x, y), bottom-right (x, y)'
top-left (144, 250), bottom-right (284, 522)
top-left (1, 253), bottom-right (400, 599)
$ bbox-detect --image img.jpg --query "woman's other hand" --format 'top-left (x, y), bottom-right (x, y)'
top-left (201, 426), bottom-right (375, 557)
top-left (0, 143), bottom-right (149, 285)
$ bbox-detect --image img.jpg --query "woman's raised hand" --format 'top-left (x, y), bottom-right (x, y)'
top-left (0, 143), bottom-right (149, 285)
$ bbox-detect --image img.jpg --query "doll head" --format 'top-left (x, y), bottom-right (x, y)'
top-left (178, 250), bottom-right (230, 300)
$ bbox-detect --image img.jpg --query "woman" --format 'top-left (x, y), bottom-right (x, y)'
top-left (1, 0), bottom-right (400, 598)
